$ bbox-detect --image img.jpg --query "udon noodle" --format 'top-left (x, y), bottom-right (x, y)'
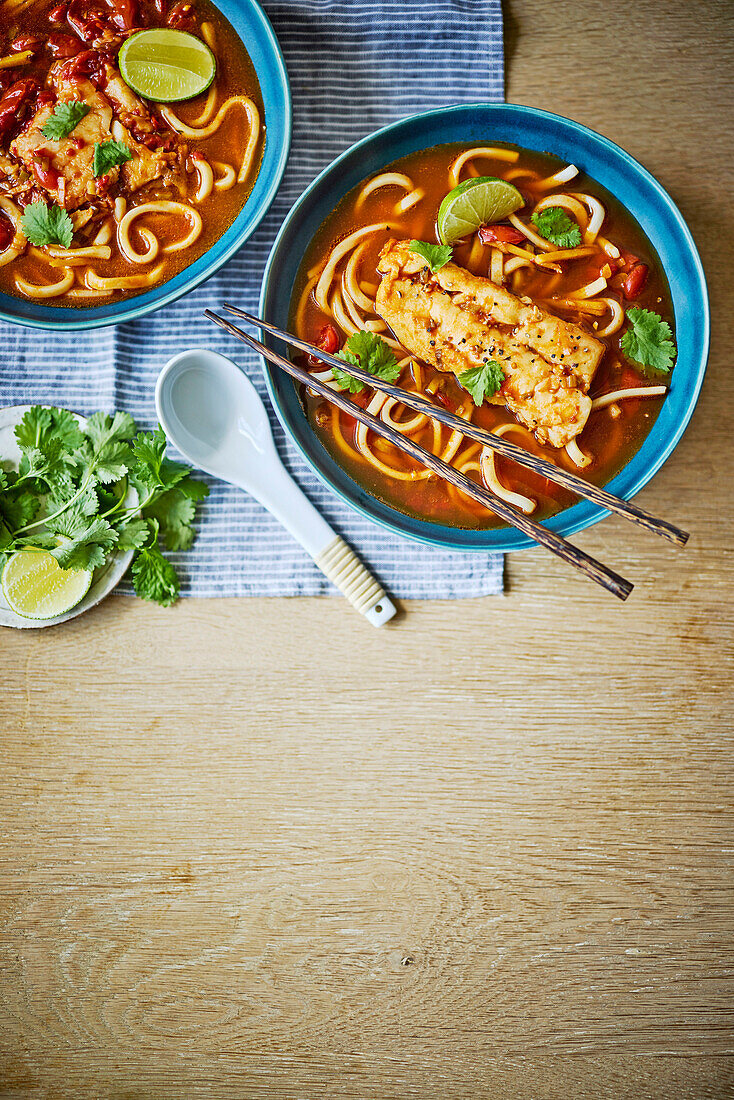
top-left (291, 142), bottom-right (674, 528)
top-left (0, 0), bottom-right (264, 304)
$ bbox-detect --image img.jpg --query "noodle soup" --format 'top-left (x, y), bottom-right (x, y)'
top-left (290, 143), bottom-right (675, 529)
top-left (0, 0), bottom-right (263, 305)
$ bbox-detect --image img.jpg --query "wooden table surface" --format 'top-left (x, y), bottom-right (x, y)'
top-left (2, 1), bottom-right (733, 1096)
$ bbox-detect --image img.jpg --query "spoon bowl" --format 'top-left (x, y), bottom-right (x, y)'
top-left (156, 348), bottom-right (279, 498)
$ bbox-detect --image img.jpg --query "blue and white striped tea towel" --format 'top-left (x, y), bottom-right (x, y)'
top-left (0, 0), bottom-right (505, 599)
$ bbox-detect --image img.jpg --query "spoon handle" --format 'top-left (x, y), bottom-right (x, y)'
top-left (313, 536), bottom-right (396, 626)
top-left (240, 460), bottom-right (396, 627)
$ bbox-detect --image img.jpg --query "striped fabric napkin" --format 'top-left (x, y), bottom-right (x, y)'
top-left (0, 0), bottom-right (506, 599)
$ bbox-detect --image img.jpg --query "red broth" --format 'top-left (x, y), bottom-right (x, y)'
top-left (0, 0), bottom-right (263, 305)
top-left (290, 142), bottom-right (674, 529)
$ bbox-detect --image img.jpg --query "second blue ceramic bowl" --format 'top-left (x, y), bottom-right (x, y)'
top-left (0, 0), bottom-right (291, 331)
top-left (260, 103), bottom-right (709, 553)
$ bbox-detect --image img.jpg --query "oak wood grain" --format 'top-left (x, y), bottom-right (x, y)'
top-left (1, 0), bottom-right (734, 1096)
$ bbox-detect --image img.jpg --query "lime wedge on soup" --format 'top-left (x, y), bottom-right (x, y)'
top-left (118, 29), bottom-right (216, 102)
top-left (2, 549), bottom-right (92, 620)
top-left (437, 176), bottom-right (524, 245)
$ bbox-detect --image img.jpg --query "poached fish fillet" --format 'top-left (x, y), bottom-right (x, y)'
top-left (375, 239), bottom-right (606, 448)
top-left (7, 62), bottom-right (181, 213)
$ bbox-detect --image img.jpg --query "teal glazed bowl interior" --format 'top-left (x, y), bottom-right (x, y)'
top-left (0, 0), bottom-right (291, 332)
top-left (260, 103), bottom-right (709, 553)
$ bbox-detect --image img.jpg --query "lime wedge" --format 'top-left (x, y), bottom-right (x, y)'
top-left (118, 29), bottom-right (216, 102)
top-left (2, 549), bottom-right (92, 620)
top-left (437, 176), bottom-right (524, 245)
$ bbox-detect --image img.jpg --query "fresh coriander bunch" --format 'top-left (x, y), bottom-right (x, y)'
top-left (0, 406), bottom-right (208, 607)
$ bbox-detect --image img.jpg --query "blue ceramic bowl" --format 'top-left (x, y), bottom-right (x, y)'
top-left (0, 0), bottom-right (291, 332)
top-left (260, 103), bottom-right (709, 552)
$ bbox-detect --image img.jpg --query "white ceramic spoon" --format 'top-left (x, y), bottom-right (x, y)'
top-left (155, 349), bottom-right (396, 627)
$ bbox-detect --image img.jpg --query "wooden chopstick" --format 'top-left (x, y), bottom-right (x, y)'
top-left (205, 309), bottom-right (634, 601)
top-left (222, 304), bottom-right (689, 549)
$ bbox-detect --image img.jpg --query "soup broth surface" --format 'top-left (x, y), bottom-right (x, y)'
top-left (0, 0), bottom-right (264, 305)
top-left (290, 142), bottom-right (674, 529)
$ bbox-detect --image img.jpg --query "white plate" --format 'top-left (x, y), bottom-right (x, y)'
top-left (0, 405), bottom-right (135, 630)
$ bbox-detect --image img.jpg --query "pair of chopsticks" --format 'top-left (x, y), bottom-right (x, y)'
top-left (206, 306), bottom-right (689, 601)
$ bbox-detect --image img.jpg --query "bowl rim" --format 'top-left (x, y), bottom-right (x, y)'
top-left (0, 0), bottom-right (292, 333)
top-left (259, 101), bottom-right (710, 553)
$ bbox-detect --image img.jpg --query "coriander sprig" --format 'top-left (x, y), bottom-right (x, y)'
top-left (0, 407), bottom-right (208, 605)
top-left (408, 239), bottom-right (453, 272)
top-left (620, 308), bottom-right (676, 374)
top-left (530, 206), bottom-right (582, 249)
top-left (457, 360), bottom-right (506, 405)
top-left (333, 330), bottom-right (402, 394)
top-left (20, 201), bottom-right (74, 248)
top-left (41, 100), bottom-right (90, 141)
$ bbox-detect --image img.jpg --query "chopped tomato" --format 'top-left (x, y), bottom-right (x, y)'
top-left (11, 36), bottom-right (44, 53)
top-left (66, 0), bottom-right (108, 43)
top-left (47, 31), bottom-right (83, 57)
top-left (31, 156), bottom-right (60, 190)
top-left (0, 215), bottom-right (14, 253)
top-left (336, 388), bottom-right (369, 434)
top-left (478, 223), bottom-right (525, 245)
top-left (617, 247), bottom-right (641, 271)
top-left (167, 0), bottom-right (194, 27)
top-left (307, 323), bottom-right (341, 366)
top-left (619, 364), bottom-right (643, 388)
top-left (587, 252), bottom-right (619, 277)
top-left (0, 79), bottom-right (38, 139)
top-left (103, 0), bottom-right (137, 31)
top-left (623, 263), bottom-right (649, 300)
top-left (434, 389), bottom-right (456, 413)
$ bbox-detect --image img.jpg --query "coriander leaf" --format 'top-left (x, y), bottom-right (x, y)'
top-left (175, 474), bottom-right (209, 502)
top-left (74, 435), bottom-right (131, 486)
top-left (81, 411), bottom-right (135, 484)
top-left (131, 427), bottom-right (189, 492)
top-left (0, 516), bottom-right (12, 553)
top-left (85, 410), bottom-right (136, 449)
top-left (14, 406), bottom-right (83, 459)
top-left (20, 201), bottom-right (74, 248)
top-left (46, 507), bottom-right (118, 571)
top-left (457, 360), bottom-right (506, 405)
top-left (146, 491), bottom-right (196, 551)
top-left (620, 308), bottom-right (676, 374)
top-left (49, 407), bottom-right (85, 451)
top-left (330, 351), bottom-right (366, 394)
top-left (409, 239), bottom-right (453, 272)
top-left (17, 447), bottom-right (48, 480)
top-left (14, 406), bottom-right (54, 451)
top-left (0, 487), bottom-right (40, 531)
top-left (531, 206), bottom-right (582, 248)
top-left (333, 330), bottom-right (401, 394)
top-left (142, 474), bottom-right (208, 552)
top-left (41, 100), bottom-right (90, 140)
top-left (94, 441), bottom-right (132, 484)
top-left (131, 535), bottom-right (180, 606)
top-left (0, 522), bottom-right (10, 572)
top-left (93, 140), bottom-right (132, 178)
top-left (17, 438), bottom-right (75, 497)
top-left (130, 426), bottom-right (166, 472)
top-left (72, 485), bottom-right (99, 516)
top-left (116, 517), bottom-right (150, 552)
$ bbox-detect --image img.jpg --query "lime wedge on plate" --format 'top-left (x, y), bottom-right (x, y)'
top-left (2, 549), bottom-right (92, 620)
top-left (118, 29), bottom-right (216, 102)
top-left (437, 176), bottom-right (524, 245)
